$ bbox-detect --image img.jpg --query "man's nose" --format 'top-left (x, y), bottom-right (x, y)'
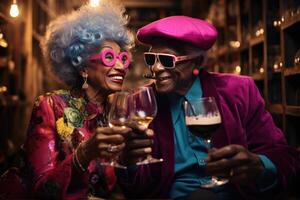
top-left (151, 60), bottom-right (165, 73)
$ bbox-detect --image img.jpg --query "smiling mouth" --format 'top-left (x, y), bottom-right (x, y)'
top-left (108, 74), bottom-right (124, 83)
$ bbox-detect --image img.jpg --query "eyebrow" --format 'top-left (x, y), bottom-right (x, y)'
top-left (100, 45), bottom-right (125, 52)
top-left (148, 47), bottom-right (178, 55)
top-left (100, 46), bottom-right (113, 50)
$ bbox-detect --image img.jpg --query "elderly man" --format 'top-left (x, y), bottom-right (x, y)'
top-left (118, 16), bottom-right (300, 199)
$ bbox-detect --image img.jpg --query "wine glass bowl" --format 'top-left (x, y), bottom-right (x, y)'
top-left (129, 87), bottom-right (157, 128)
top-left (108, 91), bottom-right (130, 129)
top-left (184, 97), bottom-right (228, 188)
top-left (184, 97), bottom-right (221, 142)
top-left (101, 91), bottom-right (130, 169)
top-left (129, 86), bottom-right (163, 165)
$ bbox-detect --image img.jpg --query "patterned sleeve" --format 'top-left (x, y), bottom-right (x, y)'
top-left (24, 95), bottom-right (90, 199)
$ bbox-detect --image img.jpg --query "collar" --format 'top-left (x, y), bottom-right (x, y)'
top-left (169, 77), bottom-right (203, 124)
top-left (185, 76), bottom-right (203, 102)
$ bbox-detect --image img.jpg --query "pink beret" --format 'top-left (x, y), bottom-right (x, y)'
top-left (136, 16), bottom-right (218, 50)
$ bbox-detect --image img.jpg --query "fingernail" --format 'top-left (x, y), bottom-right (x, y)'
top-left (146, 129), bottom-right (154, 137)
top-left (139, 125), bottom-right (147, 131)
top-left (144, 148), bottom-right (152, 153)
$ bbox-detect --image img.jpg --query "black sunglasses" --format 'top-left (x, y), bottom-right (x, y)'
top-left (144, 52), bottom-right (201, 69)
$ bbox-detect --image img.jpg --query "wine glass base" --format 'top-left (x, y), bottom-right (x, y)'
top-left (136, 157), bottom-right (163, 165)
top-left (100, 161), bottom-right (127, 169)
top-left (201, 177), bottom-right (229, 188)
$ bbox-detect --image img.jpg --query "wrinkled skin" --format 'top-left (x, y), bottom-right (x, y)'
top-left (119, 44), bottom-right (200, 165)
top-left (139, 42), bottom-right (264, 184)
top-left (75, 41), bottom-right (136, 167)
top-left (78, 126), bottom-right (132, 168)
top-left (205, 144), bottom-right (264, 185)
top-left (120, 123), bottom-right (154, 166)
top-left (149, 45), bottom-right (197, 96)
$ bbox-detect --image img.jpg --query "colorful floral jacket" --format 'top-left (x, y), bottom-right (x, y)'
top-left (22, 89), bottom-right (116, 199)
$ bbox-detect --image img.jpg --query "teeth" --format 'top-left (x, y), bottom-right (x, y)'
top-left (111, 76), bottom-right (123, 80)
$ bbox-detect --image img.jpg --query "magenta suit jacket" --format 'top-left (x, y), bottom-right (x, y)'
top-left (119, 70), bottom-right (300, 199)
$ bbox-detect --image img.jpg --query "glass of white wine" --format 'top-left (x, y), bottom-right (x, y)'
top-left (129, 86), bottom-right (163, 165)
top-left (102, 91), bottom-right (130, 169)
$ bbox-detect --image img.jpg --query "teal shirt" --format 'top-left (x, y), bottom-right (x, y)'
top-left (169, 77), bottom-right (277, 199)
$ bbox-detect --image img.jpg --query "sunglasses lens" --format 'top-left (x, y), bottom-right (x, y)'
top-left (144, 53), bottom-right (156, 66)
top-left (159, 55), bottom-right (174, 68)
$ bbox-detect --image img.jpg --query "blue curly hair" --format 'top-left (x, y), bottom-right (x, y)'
top-left (41, 0), bottom-right (134, 86)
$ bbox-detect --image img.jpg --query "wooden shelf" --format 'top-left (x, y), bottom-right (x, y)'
top-left (286, 105), bottom-right (300, 117)
top-left (272, 68), bottom-right (283, 73)
top-left (0, 11), bottom-right (13, 24)
top-left (129, 21), bottom-right (150, 27)
top-left (0, 96), bottom-right (26, 107)
top-left (217, 45), bottom-right (229, 56)
top-left (251, 72), bottom-right (264, 81)
top-left (250, 35), bottom-right (264, 46)
top-left (240, 44), bottom-right (249, 52)
top-left (228, 47), bottom-right (240, 53)
top-left (269, 104), bottom-right (284, 114)
top-left (36, 0), bottom-right (56, 19)
top-left (281, 13), bottom-right (300, 30)
top-left (124, 0), bottom-right (176, 8)
top-left (0, 57), bottom-right (8, 68)
top-left (32, 30), bottom-right (43, 43)
top-left (284, 65), bottom-right (300, 76)
top-left (204, 0), bottom-right (299, 145)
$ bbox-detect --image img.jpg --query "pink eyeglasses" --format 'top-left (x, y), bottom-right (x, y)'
top-left (89, 48), bottom-right (131, 69)
top-left (144, 52), bottom-right (201, 69)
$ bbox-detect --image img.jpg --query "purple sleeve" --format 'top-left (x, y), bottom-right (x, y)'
top-left (240, 78), bottom-right (300, 195)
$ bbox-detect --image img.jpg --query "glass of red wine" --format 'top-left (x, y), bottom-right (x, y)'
top-left (184, 97), bottom-right (228, 188)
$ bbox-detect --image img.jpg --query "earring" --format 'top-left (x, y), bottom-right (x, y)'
top-left (81, 72), bottom-right (88, 89)
top-left (193, 68), bottom-right (199, 76)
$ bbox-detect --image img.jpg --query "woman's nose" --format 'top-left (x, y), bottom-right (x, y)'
top-left (114, 59), bottom-right (126, 70)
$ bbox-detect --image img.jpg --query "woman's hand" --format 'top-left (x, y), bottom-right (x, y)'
top-left (119, 123), bottom-right (154, 166)
top-left (205, 144), bottom-right (265, 185)
top-left (77, 126), bottom-right (132, 168)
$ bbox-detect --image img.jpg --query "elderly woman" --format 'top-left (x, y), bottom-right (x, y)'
top-left (0, 1), bottom-right (141, 199)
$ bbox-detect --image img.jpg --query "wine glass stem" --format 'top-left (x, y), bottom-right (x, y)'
top-left (204, 138), bottom-right (212, 149)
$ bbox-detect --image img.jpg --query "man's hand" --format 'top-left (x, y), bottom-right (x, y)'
top-left (119, 123), bottom-right (154, 166)
top-left (205, 144), bottom-right (265, 185)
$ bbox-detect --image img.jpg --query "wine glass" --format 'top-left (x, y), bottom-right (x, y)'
top-left (102, 91), bottom-right (130, 169)
top-left (184, 97), bottom-right (228, 188)
top-left (129, 86), bottom-right (163, 165)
